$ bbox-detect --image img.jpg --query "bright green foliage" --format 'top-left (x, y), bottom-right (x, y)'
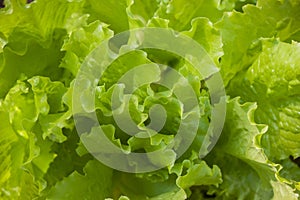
top-left (0, 0), bottom-right (299, 199)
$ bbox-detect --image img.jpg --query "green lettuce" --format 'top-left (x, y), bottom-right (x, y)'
top-left (0, 0), bottom-right (299, 199)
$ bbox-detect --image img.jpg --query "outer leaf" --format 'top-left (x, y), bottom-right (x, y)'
top-left (47, 160), bottom-right (113, 200)
top-left (0, 107), bottom-right (39, 199)
top-left (84, 0), bottom-right (129, 33)
top-left (155, 0), bottom-right (224, 31)
top-left (0, 0), bottom-right (86, 97)
top-left (227, 39), bottom-right (300, 193)
top-left (217, 0), bottom-right (300, 85)
top-left (227, 39), bottom-right (300, 161)
top-left (0, 0), bottom-right (84, 40)
top-left (205, 98), bottom-right (298, 199)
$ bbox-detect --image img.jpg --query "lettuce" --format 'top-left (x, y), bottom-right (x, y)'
top-left (0, 0), bottom-right (299, 199)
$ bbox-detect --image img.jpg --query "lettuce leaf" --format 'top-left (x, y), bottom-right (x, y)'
top-left (217, 0), bottom-right (300, 85)
top-left (227, 39), bottom-right (300, 193)
top-left (204, 98), bottom-right (298, 199)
